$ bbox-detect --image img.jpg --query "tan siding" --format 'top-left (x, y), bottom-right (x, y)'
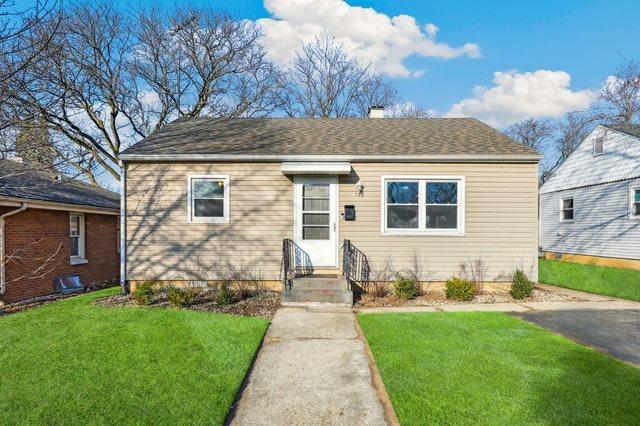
top-left (125, 161), bottom-right (538, 282)
top-left (125, 162), bottom-right (293, 280)
top-left (339, 163), bottom-right (538, 281)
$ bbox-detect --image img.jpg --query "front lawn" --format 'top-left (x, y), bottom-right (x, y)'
top-left (539, 258), bottom-right (640, 301)
top-left (0, 288), bottom-right (269, 425)
top-left (359, 312), bottom-right (640, 425)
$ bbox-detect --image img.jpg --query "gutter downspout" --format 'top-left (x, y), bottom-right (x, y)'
top-left (1, 203), bottom-right (27, 297)
top-left (119, 161), bottom-right (128, 294)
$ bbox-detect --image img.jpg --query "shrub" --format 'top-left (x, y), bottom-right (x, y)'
top-left (393, 275), bottom-right (421, 300)
top-left (445, 277), bottom-right (475, 301)
top-left (368, 282), bottom-right (388, 298)
top-left (216, 282), bottom-right (237, 306)
top-left (167, 286), bottom-right (197, 308)
top-left (510, 269), bottom-right (533, 299)
top-left (132, 281), bottom-right (155, 306)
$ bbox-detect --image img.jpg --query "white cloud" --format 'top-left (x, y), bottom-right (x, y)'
top-left (445, 70), bottom-right (596, 127)
top-left (255, 0), bottom-right (480, 78)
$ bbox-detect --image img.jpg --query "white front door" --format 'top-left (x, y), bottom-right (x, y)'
top-left (294, 176), bottom-right (338, 267)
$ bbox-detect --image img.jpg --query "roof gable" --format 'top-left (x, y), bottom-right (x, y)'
top-left (540, 125), bottom-right (640, 193)
top-left (119, 117), bottom-right (539, 160)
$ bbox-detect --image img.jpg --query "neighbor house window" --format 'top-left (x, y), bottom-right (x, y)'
top-left (69, 213), bottom-right (86, 264)
top-left (593, 136), bottom-right (604, 156)
top-left (187, 175), bottom-right (229, 223)
top-left (630, 187), bottom-right (640, 219)
top-left (560, 197), bottom-right (574, 222)
top-left (382, 177), bottom-right (464, 235)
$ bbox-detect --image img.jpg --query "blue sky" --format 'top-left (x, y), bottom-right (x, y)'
top-left (125, 0), bottom-right (640, 127)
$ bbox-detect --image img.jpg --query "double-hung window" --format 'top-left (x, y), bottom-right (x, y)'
top-left (187, 175), bottom-right (230, 223)
top-left (70, 213), bottom-right (86, 264)
top-left (382, 176), bottom-right (464, 235)
top-left (630, 187), bottom-right (640, 219)
top-left (560, 197), bottom-right (574, 222)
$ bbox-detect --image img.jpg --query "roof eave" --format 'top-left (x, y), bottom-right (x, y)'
top-left (119, 153), bottom-right (542, 163)
top-left (0, 195), bottom-right (119, 215)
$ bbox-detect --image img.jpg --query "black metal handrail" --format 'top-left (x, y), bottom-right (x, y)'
top-left (280, 238), bottom-right (294, 291)
top-left (342, 239), bottom-right (370, 287)
top-left (280, 238), bottom-right (313, 291)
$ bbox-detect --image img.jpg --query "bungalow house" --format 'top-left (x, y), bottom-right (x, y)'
top-left (0, 159), bottom-right (120, 304)
top-left (540, 124), bottom-right (640, 269)
top-left (119, 110), bottom-right (541, 304)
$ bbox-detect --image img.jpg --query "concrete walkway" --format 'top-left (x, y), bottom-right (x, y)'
top-left (230, 306), bottom-right (388, 425)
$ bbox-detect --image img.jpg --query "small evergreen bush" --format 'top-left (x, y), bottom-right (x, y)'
top-left (510, 269), bottom-right (533, 299)
top-left (216, 282), bottom-right (237, 306)
top-left (393, 275), bottom-right (421, 300)
top-left (167, 286), bottom-right (197, 308)
top-left (445, 277), bottom-right (475, 301)
top-left (132, 281), bottom-right (155, 306)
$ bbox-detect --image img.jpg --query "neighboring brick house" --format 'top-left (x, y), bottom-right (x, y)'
top-left (0, 159), bottom-right (120, 304)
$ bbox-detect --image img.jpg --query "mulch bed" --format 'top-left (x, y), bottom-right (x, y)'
top-left (93, 289), bottom-right (280, 318)
top-left (354, 287), bottom-right (583, 307)
top-left (0, 281), bottom-right (118, 317)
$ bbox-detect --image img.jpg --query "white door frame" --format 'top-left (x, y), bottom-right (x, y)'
top-left (293, 176), bottom-right (339, 268)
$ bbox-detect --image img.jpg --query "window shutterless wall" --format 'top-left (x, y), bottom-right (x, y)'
top-left (123, 161), bottom-right (539, 282)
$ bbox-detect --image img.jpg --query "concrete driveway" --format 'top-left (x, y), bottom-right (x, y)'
top-left (229, 306), bottom-right (388, 425)
top-left (513, 309), bottom-right (640, 365)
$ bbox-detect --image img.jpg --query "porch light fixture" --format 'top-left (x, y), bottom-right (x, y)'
top-left (356, 180), bottom-right (364, 197)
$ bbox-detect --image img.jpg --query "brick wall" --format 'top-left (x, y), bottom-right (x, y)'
top-left (1, 207), bottom-right (119, 303)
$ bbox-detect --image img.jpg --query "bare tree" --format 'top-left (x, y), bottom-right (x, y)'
top-left (282, 33), bottom-right (398, 118)
top-left (14, 117), bottom-right (55, 169)
top-left (385, 102), bottom-right (432, 118)
top-left (598, 59), bottom-right (640, 125)
top-left (9, 3), bottom-right (284, 183)
top-left (505, 118), bottom-right (552, 151)
top-left (0, 0), bottom-right (60, 86)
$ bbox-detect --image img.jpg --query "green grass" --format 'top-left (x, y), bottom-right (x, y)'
top-left (359, 312), bottom-right (640, 425)
top-left (539, 258), bottom-right (640, 301)
top-left (0, 288), bottom-right (269, 425)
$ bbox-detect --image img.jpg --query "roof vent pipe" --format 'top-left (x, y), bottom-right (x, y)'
top-left (368, 106), bottom-right (384, 119)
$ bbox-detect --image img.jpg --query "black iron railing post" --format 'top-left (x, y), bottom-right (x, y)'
top-left (341, 239), bottom-right (370, 291)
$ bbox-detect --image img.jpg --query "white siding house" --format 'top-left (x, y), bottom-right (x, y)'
top-left (540, 124), bottom-right (640, 265)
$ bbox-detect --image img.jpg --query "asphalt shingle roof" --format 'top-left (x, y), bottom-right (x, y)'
top-left (0, 159), bottom-right (119, 210)
top-left (120, 117), bottom-right (539, 158)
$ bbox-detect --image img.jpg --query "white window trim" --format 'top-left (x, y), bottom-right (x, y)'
top-left (69, 212), bottom-right (87, 265)
top-left (187, 175), bottom-right (230, 224)
top-left (380, 175), bottom-right (465, 236)
top-left (629, 185), bottom-right (640, 220)
top-left (559, 196), bottom-right (575, 223)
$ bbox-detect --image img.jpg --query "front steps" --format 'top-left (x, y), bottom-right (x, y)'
top-left (281, 275), bottom-right (353, 306)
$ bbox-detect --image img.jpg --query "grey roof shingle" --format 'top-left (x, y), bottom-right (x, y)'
top-left (120, 117), bottom-right (539, 158)
top-left (0, 159), bottom-right (119, 210)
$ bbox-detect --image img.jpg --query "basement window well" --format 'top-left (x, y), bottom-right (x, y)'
top-left (54, 274), bottom-right (84, 294)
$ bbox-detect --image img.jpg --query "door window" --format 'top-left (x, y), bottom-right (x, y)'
top-left (302, 183), bottom-right (330, 240)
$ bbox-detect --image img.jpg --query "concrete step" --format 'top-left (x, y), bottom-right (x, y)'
top-left (292, 276), bottom-right (349, 291)
top-left (281, 289), bottom-right (353, 306)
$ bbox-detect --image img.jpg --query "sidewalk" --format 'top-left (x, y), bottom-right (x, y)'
top-left (229, 306), bottom-right (388, 425)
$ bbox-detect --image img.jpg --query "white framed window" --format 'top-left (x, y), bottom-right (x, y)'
top-left (69, 213), bottom-right (87, 265)
top-left (629, 186), bottom-right (640, 220)
top-left (560, 197), bottom-right (574, 222)
top-left (187, 175), bottom-right (230, 223)
top-left (593, 136), bottom-right (604, 156)
top-left (381, 176), bottom-right (465, 236)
